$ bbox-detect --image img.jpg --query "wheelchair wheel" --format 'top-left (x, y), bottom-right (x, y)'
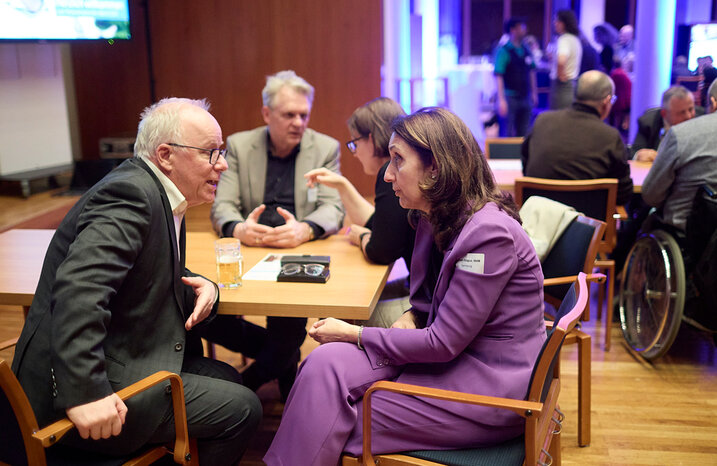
top-left (619, 230), bottom-right (686, 360)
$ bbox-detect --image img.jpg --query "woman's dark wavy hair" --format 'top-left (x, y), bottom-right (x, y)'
top-left (556, 9), bottom-right (580, 36)
top-left (391, 107), bottom-right (521, 251)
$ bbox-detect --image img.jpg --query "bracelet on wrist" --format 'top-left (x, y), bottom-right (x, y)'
top-left (359, 232), bottom-right (370, 244)
top-left (357, 325), bottom-right (365, 350)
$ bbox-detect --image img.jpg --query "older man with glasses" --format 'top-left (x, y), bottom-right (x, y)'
top-left (204, 70), bottom-right (344, 401)
top-left (12, 98), bottom-right (262, 465)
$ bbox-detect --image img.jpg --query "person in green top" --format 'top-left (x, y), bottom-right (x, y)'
top-left (494, 17), bottom-right (538, 137)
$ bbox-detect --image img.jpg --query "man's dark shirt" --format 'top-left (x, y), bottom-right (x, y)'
top-left (260, 145), bottom-right (299, 227)
top-left (220, 134), bottom-right (323, 238)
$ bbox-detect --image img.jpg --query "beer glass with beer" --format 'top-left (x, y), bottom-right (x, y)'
top-left (215, 238), bottom-right (242, 288)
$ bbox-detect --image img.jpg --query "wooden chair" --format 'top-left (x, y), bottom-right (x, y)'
top-left (0, 339), bottom-right (197, 466)
top-left (541, 215), bottom-right (606, 448)
top-left (484, 137), bottom-right (524, 159)
top-left (515, 177), bottom-right (620, 350)
top-left (675, 75), bottom-right (703, 106)
top-left (342, 273), bottom-right (590, 466)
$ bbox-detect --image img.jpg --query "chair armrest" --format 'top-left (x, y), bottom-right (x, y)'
top-left (0, 337), bottom-right (18, 351)
top-left (33, 371), bottom-right (191, 465)
top-left (615, 205), bottom-right (628, 221)
top-left (365, 380), bottom-right (542, 417)
top-left (360, 380), bottom-right (543, 465)
top-left (544, 273), bottom-right (606, 287)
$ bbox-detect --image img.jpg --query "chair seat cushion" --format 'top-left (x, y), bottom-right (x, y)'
top-left (402, 434), bottom-right (524, 466)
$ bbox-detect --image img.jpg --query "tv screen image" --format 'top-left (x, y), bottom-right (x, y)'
top-left (0, 0), bottom-right (130, 40)
top-left (688, 23), bottom-right (717, 72)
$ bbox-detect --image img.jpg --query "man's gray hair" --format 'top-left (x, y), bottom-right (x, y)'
top-left (661, 85), bottom-right (693, 109)
top-left (134, 97), bottom-right (210, 160)
top-left (575, 70), bottom-right (614, 103)
top-left (262, 70), bottom-right (315, 108)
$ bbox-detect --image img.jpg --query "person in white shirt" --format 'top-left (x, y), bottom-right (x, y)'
top-left (550, 9), bottom-right (582, 109)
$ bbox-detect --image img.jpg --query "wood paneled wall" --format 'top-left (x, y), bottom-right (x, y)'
top-left (71, 0), bottom-right (382, 195)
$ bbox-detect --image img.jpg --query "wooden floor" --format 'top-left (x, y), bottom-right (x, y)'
top-left (1, 180), bottom-right (716, 465)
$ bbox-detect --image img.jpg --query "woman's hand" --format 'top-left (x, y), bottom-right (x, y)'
top-left (304, 168), bottom-right (347, 190)
top-left (309, 318), bottom-right (360, 345)
top-left (391, 310), bottom-right (419, 329)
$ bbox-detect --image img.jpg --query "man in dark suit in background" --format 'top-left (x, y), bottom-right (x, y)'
top-left (12, 98), bottom-right (261, 465)
top-left (631, 85), bottom-right (701, 162)
top-left (521, 70), bottom-right (633, 205)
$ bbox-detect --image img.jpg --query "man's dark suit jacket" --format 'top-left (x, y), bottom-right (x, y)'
top-left (12, 158), bottom-right (217, 453)
top-left (631, 106), bottom-right (705, 157)
top-left (521, 102), bottom-right (634, 205)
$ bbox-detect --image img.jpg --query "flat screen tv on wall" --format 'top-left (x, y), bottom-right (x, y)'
top-left (688, 23), bottom-right (717, 72)
top-left (0, 0), bottom-right (130, 40)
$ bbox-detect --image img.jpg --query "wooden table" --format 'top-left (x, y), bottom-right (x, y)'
top-left (0, 229), bottom-right (49, 310)
top-left (185, 232), bottom-right (390, 319)
top-left (489, 159), bottom-right (652, 194)
top-left (0, 229), bottom-right (391, 320)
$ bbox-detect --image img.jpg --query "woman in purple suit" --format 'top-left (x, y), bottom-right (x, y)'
top-left (264, 107), bottom-right (545, 465)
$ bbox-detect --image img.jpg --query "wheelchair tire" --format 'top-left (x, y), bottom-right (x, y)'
top-left (619, 230), bottom-right (686, 360)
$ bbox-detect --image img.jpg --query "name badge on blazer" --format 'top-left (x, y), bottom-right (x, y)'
top-left (456, 253), bottom-right (485, 274)
top-left (307, 187), bottom-right (318, 203)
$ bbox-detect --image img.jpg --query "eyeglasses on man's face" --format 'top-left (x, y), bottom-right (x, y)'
top-left (345, 136), bottom-right (366, 153)
top-left (168, 143), bottom-right (227, 165)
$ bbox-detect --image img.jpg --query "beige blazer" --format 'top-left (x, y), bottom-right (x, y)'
top-left (211, 126), bottom-right (345, 237)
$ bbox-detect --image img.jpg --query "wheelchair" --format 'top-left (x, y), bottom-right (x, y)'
top-left (619, 184), bottom-right (717, 360)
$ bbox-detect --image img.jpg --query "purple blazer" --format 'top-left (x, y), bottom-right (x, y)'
top-left (361, 203), bottom-right (546, 427)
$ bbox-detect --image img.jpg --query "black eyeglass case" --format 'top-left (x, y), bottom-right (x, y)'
top-left (277, 255), bottom-right (331, 283)
top-left (280, 255), bottom-right (331, 267)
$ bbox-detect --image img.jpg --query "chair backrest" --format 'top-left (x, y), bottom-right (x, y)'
top-left (515, 177), bottom-right (618, 253)
top-left (0, 357), bottom-right (43, 466)
top-left (685, 184), bottom-right (717, 268)
top-left (675, 75), bottom-right (702, 105)
top-left (542, 215), bottom-right (605, 301)
top-left (484, 137), bottom-right (524, 159)
top-left (527, 273), bottom-right (589, 404)
top-left (685, 184), bottom-right (717, 329)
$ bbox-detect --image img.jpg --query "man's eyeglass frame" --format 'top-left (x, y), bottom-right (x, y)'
top-left (168, 143), bottom-right (227, 165)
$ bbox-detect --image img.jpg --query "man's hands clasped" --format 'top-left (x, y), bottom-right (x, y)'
top-left (232, 204), bottom-right (312, 248)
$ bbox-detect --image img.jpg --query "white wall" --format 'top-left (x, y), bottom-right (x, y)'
top-left (579, 0), bottom-right (605, 50)
top-left (0, 43), bottom-right (73, 176)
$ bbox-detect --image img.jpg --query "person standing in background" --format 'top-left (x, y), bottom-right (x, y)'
top-left (550, 9), bottom-right (582, 109)
top-left (609, 60), bottom-right (632, 140)
top-left (494, 17), bottom-right (538, 137)
top-left (614, 25), bottom-right (635, 74)
top-left (594, 23), bottom-right (619, 74)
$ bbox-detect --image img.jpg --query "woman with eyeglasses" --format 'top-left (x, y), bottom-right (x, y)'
top-left (304, 97), bottom-right (414, 327)
top-left (265, 107), bottom-right (545, 464)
